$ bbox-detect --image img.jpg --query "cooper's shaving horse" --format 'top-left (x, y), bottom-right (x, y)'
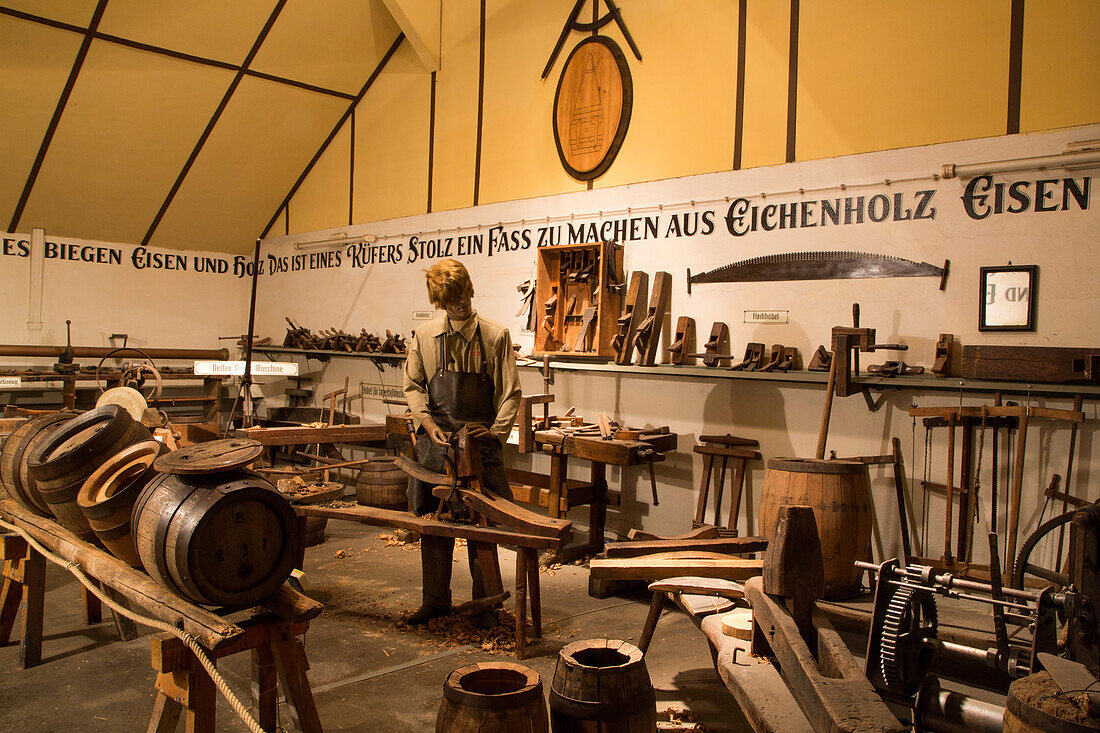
top-left (298, 425), bottom-right (572, 658)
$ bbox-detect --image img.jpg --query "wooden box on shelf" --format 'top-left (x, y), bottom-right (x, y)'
top-left (533, 241), bottom-right (624, 359)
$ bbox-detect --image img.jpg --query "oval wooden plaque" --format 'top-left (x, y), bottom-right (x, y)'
top-left (553, 35), bottom-right (633, 181)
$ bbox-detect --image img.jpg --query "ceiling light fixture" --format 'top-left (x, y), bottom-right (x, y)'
top-left (292, 232), bottom-right (377, 251)
top-left (941, 139), bottom-right (1100, 179)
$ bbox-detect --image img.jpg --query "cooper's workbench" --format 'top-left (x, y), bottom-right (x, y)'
top-left (513, 394), bottom-right (678, 561)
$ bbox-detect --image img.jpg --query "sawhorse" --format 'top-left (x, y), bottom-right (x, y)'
top-left (148, 615), bottom-right (321, 733)
top-left (1, 532), bottom-right (136, 668)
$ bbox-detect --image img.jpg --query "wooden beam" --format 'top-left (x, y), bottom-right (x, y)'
top-left (296, 503), bottom-right (567, 550)
top-left (606, 537), bottom-right (768, 558)
top-left (589, 554), bottom-right (762, 582)
top-left (381, 0), bottom-right (441, 71)
top-left (745, 577), bottom-right (905, 733)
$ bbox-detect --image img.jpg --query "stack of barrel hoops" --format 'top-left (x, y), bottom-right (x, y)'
top-left (0, 405), bottom-right (300, 607)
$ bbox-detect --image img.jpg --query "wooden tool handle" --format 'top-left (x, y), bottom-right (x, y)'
top-left (816, 353), bottom-right (838, 459)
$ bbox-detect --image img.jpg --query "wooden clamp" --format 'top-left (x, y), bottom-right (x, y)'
top-left (667, 316), bottom-right (695, 365)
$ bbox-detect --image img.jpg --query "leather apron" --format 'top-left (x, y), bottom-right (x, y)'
top-left (426, 324), bottom-right (496, 433)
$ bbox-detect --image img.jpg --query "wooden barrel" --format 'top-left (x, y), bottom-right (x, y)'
top-left (437, 663), bottom-right (548, 733)
top-left (549, 640), bottom-right (656, 732)
top-left (1004, 672), bottom-right (1097, 733)
top-left (758, 458), bottom-right (872, 599)
top-left (77, 440), bottom-right (162, 567)
top-left (27, 404), bottom-right (151, 542)
top-left (278, 480), bottom-right (343, 548)
top-left (356, 459), bottom-right (409, 510)
top-left (0, 413), bottom-right (72, 517)
top-left (132, 470), bottom-right (302, 607)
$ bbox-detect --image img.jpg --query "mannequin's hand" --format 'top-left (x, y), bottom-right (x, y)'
top-left (465, 423), bottom-right (494, 443)
top-left (422, 418), bottom-right (449, 446)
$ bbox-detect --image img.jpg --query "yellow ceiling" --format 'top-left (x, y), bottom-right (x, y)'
top-left (0, 0), bottom-right (411, 253)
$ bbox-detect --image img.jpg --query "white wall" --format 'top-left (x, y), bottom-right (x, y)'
top-left (0, 230), bottom-right (252, 365)
top-left (249, 125), bottom-right (1100, 570)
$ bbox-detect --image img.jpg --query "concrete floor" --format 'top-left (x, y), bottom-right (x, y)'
top-left (0, 519), bottom-right (749, 732)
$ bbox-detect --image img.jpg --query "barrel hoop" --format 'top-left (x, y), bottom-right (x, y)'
top-left (765, 457), bottom-right (867, 474)
top-left (444, 682), bottom-right (543, 709)
top-left (548, 687), bottom-right (655, 721)
top-left (153, 477), bottom-right (196, 598)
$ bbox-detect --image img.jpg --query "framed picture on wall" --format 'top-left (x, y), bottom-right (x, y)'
top-left (979, 265), bottom-right (1037, 331)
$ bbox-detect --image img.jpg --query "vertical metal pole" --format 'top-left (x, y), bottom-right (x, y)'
top-left (241, 238), bottom-right (262, 428)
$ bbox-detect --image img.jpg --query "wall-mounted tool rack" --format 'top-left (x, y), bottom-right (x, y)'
top-left (533, 240), bottom-right (624, 359)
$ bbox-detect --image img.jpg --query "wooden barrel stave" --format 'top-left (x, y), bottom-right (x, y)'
top-left (133, 471), bottom-right (301, 607)
top-left (549, 639), bottom-right (657, 732)
top-left (758, 457), bottom-right (872, 599)
top-left (437, 663), bottom-right (548, 733)
top-left (356, 459), bottom-right (409, 509)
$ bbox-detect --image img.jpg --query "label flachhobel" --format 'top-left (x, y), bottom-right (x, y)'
top-left (744, 310), bottom-right (789, 324)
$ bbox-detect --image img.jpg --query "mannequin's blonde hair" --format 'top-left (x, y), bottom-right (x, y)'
top-left (425, 259), bottom-right (474, 308)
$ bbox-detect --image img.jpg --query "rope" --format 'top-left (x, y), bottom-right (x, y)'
top-left (0, 517), bottom-right (266, 733)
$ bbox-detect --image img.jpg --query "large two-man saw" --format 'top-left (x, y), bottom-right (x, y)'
top-left (687, 251), bottom-right (948, 293)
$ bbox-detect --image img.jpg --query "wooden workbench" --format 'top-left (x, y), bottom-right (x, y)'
top-left (515, 428), bottom-right (678, 561)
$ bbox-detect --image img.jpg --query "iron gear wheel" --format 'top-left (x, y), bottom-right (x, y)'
top-left (880, 585), bottom-right (938, 697)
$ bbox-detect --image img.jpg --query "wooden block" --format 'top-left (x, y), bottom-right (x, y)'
top-left (961, 345), bottom-right (1100, 384)
top-left (720, 608), bottom-right (754, 640)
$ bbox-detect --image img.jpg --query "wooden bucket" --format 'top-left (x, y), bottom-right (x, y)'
top-left (549, 640), bottom-right (657, 732)
top-left (437, 663), bottom-right (548, 733)
top-left (0, 413), bottom-right (72, 517)
top-left (131, 469), bottom-right (302, 607)
top-left (28, 404), bottom-right (150, 543)
top-left (356, 459), bottom-right (409, 509)
top-left (758, 458), bottom-right (872, 599)
top-left (1003, 672), bottom-right (1096, 733)
top-left (77, 440), bottom-right (162, 567)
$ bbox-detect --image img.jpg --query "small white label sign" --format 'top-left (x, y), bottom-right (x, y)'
top-left (361, 383), bottom-right (404, 401)
top-left (0, 377), bottom-right (21, 387)
top-left (744, 310), bottom-right (789, 324)
top-left (412, 310), bottom-right (434, 321)
top-left (193, 361), bottom-right (299, 376)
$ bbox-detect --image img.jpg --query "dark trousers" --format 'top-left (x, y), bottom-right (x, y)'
top-left (408, 433), bottom-right (511, 610)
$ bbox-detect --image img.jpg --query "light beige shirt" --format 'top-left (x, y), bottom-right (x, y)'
top-left (403, 311), bottom-right (521, 441)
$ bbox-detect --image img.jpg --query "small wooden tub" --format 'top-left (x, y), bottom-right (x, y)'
top-left (437, 662), bottom-right (548, 733)
top-left (549, 639), bottom-right (656, 732)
